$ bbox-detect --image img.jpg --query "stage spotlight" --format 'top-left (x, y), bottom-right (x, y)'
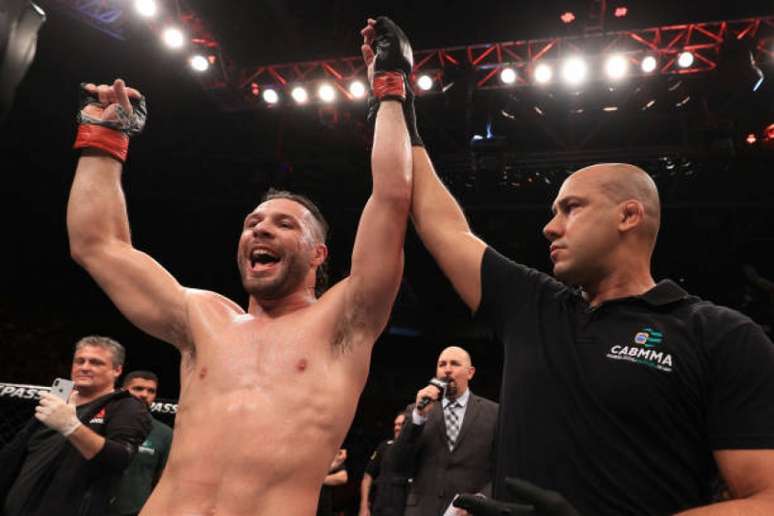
top-left (500, 67), bottom-right (517, 85)
top-left (745, 133), bottom-right (757, 145)
top-left (189, 55), bottom-right (208, 72)
top-left (534, 63), bottom-right (552, 84)
top-left (417, 74), bottom-right (433, 91)
top-left (561, 57), bottom-right (587, 86)
top-left (291, 86), bottom-right (308, 104)
top-left (262, 88), bottom-right (279, 105)
top-left (134, 0), bottom-right (156, 17)
top-left (766, 123), bottom-right (774, 141)
top-left (677, 51), bottom-right (694, 68)
top-left (641, 55), bottom-right (657, 73)
top-left (614, 6), bottom-right (628, 17)
top-left (605, 54), bottom-right (628, 80)
top-left (162, 27), bottom-right (185, 49)
top-left (349, 80), bottom-right (366, 99)
top-left (561, 12), bottom-right (575, 24)
top-left (318, 83), bottom-right (336, 103)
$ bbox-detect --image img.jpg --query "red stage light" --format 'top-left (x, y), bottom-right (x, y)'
top-left (614, 6), bottom-right (628, 18)
top-left (250, 82), bottom-right (259, 96)
top-left (745, 133), bottom-right (757, 145)
top-left (561, 12), bottom-right (576, 24)
top-left (765, 123), bottom-right (774, 141)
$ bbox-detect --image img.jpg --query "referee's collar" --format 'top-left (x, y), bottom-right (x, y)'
top-left (635, 280), bottom-right (690, 306)
top-left (573, 280), bottom-right (689, 308)
top-left (444, 388), bottom-right (471, 408)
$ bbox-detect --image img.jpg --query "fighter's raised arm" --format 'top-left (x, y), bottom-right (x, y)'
top-left (337, 17), bottom-right (412, 340)
top-left (67, 80), bottom-right (193, 350)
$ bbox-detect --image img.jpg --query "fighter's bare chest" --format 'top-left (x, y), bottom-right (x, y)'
top-left (185, 319), bottom-right (328, 382)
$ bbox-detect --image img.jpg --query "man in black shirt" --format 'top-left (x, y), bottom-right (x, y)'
top-left (0, 335), bottom-right (151, 516)
top-left (360, 411), bottom-right (408, 516)
top-left (408, 144), bottom-right (774, 514)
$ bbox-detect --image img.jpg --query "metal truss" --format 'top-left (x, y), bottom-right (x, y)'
top-left (49, 0), bottom-right (126, 40)
top-left (225, 16), bottom-right (773, 106)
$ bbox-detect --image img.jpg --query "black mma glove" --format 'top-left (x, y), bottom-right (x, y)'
top-left (73, 81), bottom-right (147, 162)
top-left (365, 16), bottom-right (423, 146)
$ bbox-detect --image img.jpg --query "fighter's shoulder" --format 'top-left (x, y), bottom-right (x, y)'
top-left (184, 288), bottom-right (246, 316)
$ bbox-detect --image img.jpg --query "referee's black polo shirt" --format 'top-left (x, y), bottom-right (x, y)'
top-left (477, 247), bottom-right (774, 515)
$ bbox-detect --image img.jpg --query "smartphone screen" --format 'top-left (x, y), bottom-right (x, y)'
top-left (51, 378), bottom-right (74, 401)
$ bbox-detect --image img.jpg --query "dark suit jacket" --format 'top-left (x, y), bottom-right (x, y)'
top-left (398, 392), bottom-right (498, 516)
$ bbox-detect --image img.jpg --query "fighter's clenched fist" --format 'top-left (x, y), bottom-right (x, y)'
top-left (73, 78), bottom-right (147, 162)
top-left (360, 17), bottom-right (424, 146)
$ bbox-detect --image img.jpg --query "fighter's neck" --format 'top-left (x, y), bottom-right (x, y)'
top-left (248, 290), bottom-right (317, 317)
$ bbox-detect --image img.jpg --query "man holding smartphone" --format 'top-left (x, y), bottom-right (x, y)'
top-left (0, 335), bottom-right (151, 516)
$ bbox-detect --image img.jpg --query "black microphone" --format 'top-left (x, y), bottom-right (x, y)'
top-left (417, 378), bottom-right (448, 410)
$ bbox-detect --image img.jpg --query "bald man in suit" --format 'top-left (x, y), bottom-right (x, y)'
top-left (397, 347), bottom-right (498, 516)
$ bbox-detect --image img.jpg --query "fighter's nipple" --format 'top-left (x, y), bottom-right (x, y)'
top-left (198, 366), bottom-right (208, 380)
top-left (296, 358), bottom-right (308, 372)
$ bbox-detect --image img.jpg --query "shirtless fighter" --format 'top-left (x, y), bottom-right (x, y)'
top-left (66, 17), bottom-right (414, 516)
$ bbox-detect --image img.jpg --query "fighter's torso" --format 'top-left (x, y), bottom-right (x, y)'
top-left (142, 286), bottom-right (371, 516)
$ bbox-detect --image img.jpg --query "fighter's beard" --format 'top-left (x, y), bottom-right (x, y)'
top-left (243, 253), bottom-right (309, 301)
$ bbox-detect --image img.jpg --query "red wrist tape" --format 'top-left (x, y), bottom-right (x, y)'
top-left (373, 72), bottom-right (406, 102)
top-left (73, 124), bottom-right (129, 163)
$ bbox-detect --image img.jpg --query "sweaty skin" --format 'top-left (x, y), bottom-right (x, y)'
top-left (67, 72), bottom-right (411, 515)
top-left (142, 287), bottom-right (371, 515)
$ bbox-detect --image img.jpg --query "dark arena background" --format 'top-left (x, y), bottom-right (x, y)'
top-left (1, 0), bottom-right (773, 513)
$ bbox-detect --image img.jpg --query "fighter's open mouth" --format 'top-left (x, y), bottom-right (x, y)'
top-left (250, 249), bottom-right (280, 268)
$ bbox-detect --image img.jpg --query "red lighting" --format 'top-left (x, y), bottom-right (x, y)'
top-left (250, 82), bottom-right (259, 96)
top-left (765, 123), bottom-right (774, 141)
top-left (560, 12), bottom-right (576, 24)
top-left (745, 133), bottom-right (757, 145)
top-left (614, 6), bottom-right (628, 18)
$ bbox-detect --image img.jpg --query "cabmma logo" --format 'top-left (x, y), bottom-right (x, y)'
top-left (606, 327), bottom-right (673, 372)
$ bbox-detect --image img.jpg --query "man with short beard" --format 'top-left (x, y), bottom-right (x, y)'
top-left (66, 17), bottom-right (415, 516)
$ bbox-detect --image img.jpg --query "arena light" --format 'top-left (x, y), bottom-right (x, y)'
top-left (677, 51), bottom-right (694, 68)
top-left (614, 6), bottom-right (628, 17)
top-left (189, 55), bottom-right (209, 72)
top-left (561, 12), bottom-right (575, 24)
top-left (745, 133), bottom-right (757, 145)
top-left (262, 88), bottom-right (279, 105)
top-left (534, 63), bottom-right (552, 84)
top-left (291, 86), bottom-right (308, 104)
top-left (348, 80), bottom-right (366, 99)
top-left (134, 0), bottom-right (157, 17)
top-left (162, 27), bottom-right (185, 49)
top-left (641, 55), bottom-right (657, 73)
top-left (417, 74), bottom-right (434, 91)
top-left (605, 54), bottom-right (629, 80)
top-left (318, 83), bottom-right (336, 103)
top-left (500, 67), bottom-right (517, 85)
top-left (561, 57), bottom-right (587, 86)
